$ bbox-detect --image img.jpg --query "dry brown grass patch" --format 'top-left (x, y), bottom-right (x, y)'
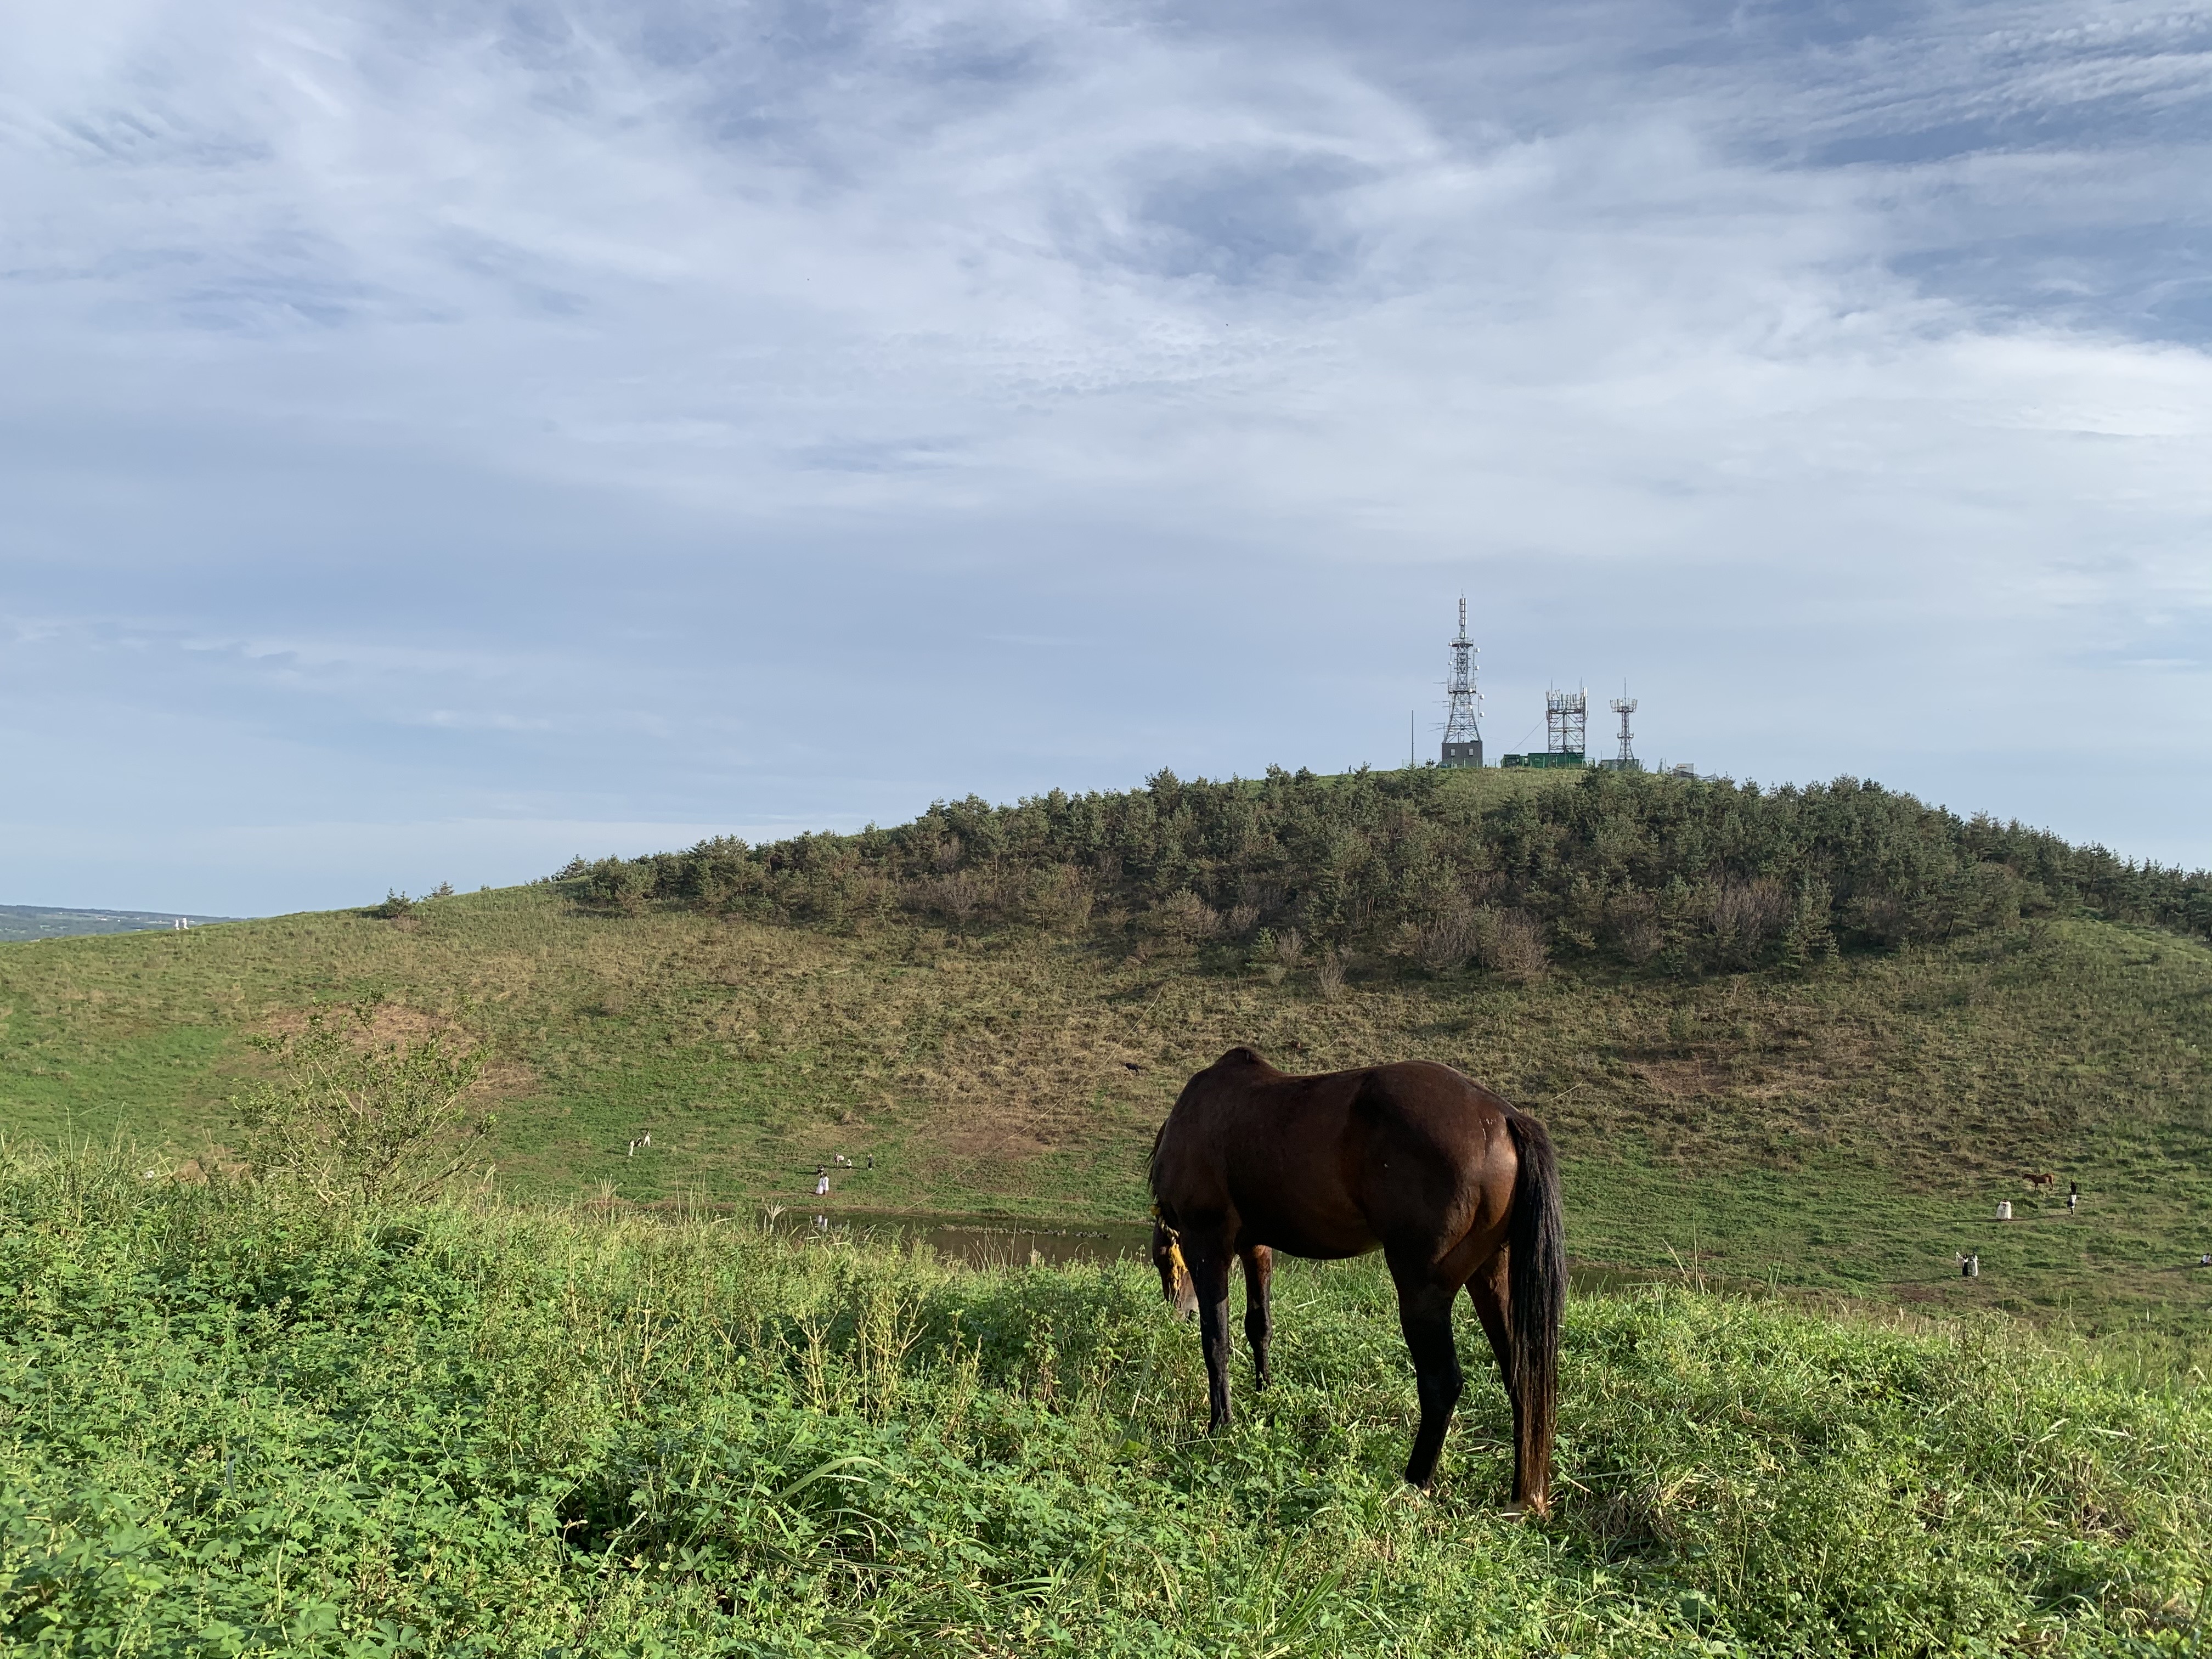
top-left (258, 1001), bottom-right (538, 1101)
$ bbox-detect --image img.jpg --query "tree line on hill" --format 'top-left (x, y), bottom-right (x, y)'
top-left (555, 768), bottom-right (2212, 980)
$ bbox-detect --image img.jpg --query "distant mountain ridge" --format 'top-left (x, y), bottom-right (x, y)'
top-left (0, 905), bottom-right (239, 944)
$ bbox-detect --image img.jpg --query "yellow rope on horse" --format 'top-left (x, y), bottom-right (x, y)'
top-left (1150, 1205), bottom-right (1190, 1283)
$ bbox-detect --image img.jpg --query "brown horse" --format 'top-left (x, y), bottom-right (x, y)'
top-left (1148, 1046), bottom-right (1564, 1511)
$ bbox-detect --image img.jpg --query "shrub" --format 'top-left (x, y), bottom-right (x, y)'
top-left (1316, 944), bottom-right (1346, 1000)
top-left (575, 857), bottom-right (656, 917)
top-left (926, 868), bottom-right (990, 933)
top-left (1397, 898), bottom-right (1486, 975)
top-left (1472, 906), bottom-right (1549, 982)
top-left (1147, 890), bottom-right (1223, 954)
top-left (232, 1002), bottom-right (494, 1205)
top-left (1023, 864), bottom-right (1094, 933)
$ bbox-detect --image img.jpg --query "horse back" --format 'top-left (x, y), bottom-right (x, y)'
top-left (1152, 1048), bottom-right (1519, 1261)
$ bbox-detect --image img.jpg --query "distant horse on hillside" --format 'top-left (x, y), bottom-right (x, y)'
top-left (1148, 1047), bottom-right (1564, 1513)
top-left (2023, 1171), bottom-right (2057, 1191)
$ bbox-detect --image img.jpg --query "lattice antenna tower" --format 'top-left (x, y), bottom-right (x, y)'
top-left (1545, 686), bottom-right (1588, 757)
top-left (1610, 690), bottom-right (1638, 766)
top-left (1440, 597), bottom-right (1484, 767)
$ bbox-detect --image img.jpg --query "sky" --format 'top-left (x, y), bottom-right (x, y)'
top-left (2, 0), bottom-right (2209, 916)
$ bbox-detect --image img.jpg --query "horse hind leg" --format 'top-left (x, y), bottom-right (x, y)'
top-left (1392, 1270), bottom-right (1464, 1489)
top-left (1465, 1254), bottom-right (1522, 1491)
top-left (1240, 1245), bottom-right (1274, 1389)
top-left (1466, 1251), bottom-right (1512, 1376)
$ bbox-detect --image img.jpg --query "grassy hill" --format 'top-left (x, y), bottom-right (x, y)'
top-left (3, 766), bottom-right (2209, 1335)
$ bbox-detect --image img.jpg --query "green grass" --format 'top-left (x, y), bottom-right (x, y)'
top-left (4, 1143), bottom-right (2209, 1657)
top-left (4, 878), bottom-right (2212, 1334)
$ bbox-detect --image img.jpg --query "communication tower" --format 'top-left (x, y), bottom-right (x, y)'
top-left (1545, 686), bottom-right (1587, 759)
top-left (1440, 597), bottom-right (1483, 768)
top-left (1608, 692), bottom-right (1639, 770)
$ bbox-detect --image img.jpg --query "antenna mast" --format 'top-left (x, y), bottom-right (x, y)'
top-left (1440, 597), bottom-right (1483, 767)
top-left (1545, 685), bottom-right (1588, 759)
top-left (1610, 692), bottom-right (1638, 769)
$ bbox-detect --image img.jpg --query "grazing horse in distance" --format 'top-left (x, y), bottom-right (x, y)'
top-left (2024, 1171), bottom-right (2057, 1191)
top-left (1149, 1047), bottom-right (1565, 1513)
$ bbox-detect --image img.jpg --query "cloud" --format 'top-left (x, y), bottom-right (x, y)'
top-left (1, 0), bottom-right (2209, 911)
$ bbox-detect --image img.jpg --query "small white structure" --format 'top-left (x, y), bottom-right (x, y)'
top-left (1995, 1201), bottom-right (2013, 1221)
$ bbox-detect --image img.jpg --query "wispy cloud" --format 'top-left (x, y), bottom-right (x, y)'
top-left (2, 0), bottom-right (2209, 910)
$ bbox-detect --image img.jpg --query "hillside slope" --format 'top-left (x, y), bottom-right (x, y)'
top-left (3, 824), bottom-right (2209, 1331)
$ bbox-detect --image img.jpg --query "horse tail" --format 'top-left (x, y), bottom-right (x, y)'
top-left (1504, 1109), bottom-right (1565, 1511)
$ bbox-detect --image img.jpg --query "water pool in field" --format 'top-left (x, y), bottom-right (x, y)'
top-left (766, 1206), bottom-right (1686, 1293)
top-left (765, 1207), bottom-right (1151, 1268)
